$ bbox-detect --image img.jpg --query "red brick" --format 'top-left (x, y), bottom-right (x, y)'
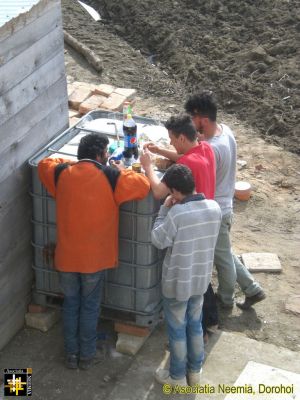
top-left (100, 93), bottom-right (126, 111)
top-left (28, 304), bottom-right (48, 313)
top-left (114, 322), bottom-right (151, 337)
top-left (93, 84), bottom-right (115, 97)
top-left (68, 86), bottom-right (93, 110)
top-left (79, 94), bottom-right (107, 115)
top-left (114, 88), bottom-right (136, 101)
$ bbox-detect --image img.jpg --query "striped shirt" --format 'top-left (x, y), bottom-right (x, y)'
top-left (152, 194), bottom-right (221, 301)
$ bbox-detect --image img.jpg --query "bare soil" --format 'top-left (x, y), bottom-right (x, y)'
top-left (71, 0), bottom-right (300, 154)
top-left (61, 0), bottom-right (300, 352)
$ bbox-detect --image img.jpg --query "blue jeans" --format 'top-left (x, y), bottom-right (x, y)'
top-left (59, 270), bottom-right (104, 360)
top-left (163, 295), bottom-right (204, 380)
top-left (214, 213), bottom-right (261, 305)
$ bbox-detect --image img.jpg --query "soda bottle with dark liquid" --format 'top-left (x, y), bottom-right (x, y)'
top-left (122, 108), bottom-right (138, 166)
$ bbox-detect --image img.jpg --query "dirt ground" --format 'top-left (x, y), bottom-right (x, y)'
top-left (61, 0), bottom-right (300, 352)
top-left (67, 0), bottom-right (300, 154)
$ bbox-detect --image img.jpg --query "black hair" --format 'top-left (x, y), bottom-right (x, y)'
top-left (164, 113), bottom-right (197, 142)
top-left (77, 133), bottom-right (109, 160)
top-left (162, 164), bottom-right (195, 195)
top-left (184, 90), bottom-right (217, 122)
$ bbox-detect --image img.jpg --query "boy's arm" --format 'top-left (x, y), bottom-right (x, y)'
top-left (144, 142), bottom-right (181, 162)
top-left (114, 169), bottom-right (150, 205)
top-left (38, 157), bottom-right (71, 198)
top-left (151, 203), bottom-right (177, 250)
top-left (140, 149), bottom-right (169, 199)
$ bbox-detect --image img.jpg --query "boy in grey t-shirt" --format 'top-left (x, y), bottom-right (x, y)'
top-left (152, 164), bottom-right (221, 386)
top-left (185, 91), bottom-right (266, 309)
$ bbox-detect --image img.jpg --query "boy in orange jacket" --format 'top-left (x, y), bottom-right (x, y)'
top-left (38, 133), bottom-right (150, 370)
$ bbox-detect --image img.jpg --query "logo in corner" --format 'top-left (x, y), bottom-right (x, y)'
top-left (4, 369), bottom-right (32, 397)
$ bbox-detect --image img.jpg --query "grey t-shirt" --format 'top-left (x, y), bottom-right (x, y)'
top-left (207, 124), bottom-right (237, 216)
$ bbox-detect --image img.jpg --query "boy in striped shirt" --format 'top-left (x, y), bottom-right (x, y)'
top-left (151, 164), bottom-right (221, 387)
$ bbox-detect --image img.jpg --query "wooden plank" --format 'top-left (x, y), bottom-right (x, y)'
top-left (0, 99), bottom-right (68, 183)
top-left (0, 26), bottom-right (63, 95)
top-left (0, 52), bottom-right (66, 126)
top-left (0, 0), bottom-right (60, 50)
top-left (0, 76), bottom-right (68, 154)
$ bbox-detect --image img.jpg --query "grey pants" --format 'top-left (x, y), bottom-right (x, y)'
top-left (214, 212), bottom-right (261, 305)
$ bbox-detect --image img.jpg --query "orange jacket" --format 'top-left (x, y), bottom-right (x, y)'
top-left (38, 158), bottom-right (150, 273)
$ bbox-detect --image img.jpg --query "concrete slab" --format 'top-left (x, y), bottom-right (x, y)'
top-left (241, 252), bottom-right (282, 272)
top-left (224, 361), bottom-right (300, 400)
top-left (198, 331), bottom-right (300, 400)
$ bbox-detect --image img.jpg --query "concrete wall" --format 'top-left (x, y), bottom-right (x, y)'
top-left (0, 0), bottom-right (68, 350)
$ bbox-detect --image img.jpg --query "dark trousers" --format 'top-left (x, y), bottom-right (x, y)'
top-left (202, 283), bottom-right (218, 334)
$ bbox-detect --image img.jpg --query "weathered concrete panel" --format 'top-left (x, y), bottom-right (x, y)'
top-left (0, 0), bottom-right (68, 350)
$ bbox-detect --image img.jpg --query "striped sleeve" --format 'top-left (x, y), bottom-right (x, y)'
top-left (151, 205), bottom-right (177, 249)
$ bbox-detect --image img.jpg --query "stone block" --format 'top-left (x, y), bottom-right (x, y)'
top-left (241, 252), bottom-right (282, 272)
top-left (114, 322), bottom-right (151, 337)
top-left (116, 333), bottom-right (149, 355)
top-left (100, 93), bottom-right (126, 111)
top-left (68, 86), bottom-right (93, 110)
top-left (285, 295), bottom-right (300, 316)
top-left (93, 83), bottom-right (115, 97)
top-left (25, 309), bottom-right (60, 332)
top-left (114, 88), bottom-right (136, 101)
top-left (79, 94), bottom-right (107, 115)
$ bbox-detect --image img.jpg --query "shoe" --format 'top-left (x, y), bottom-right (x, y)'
top-left (79, 349), bottom-right (105, 370)
top-left (187, 368), bottom-right (203, 386)
top-left (236, 290), bottom-right (266, 310)
top-left (155, 369), bottom-right (187, 386)
top-left (65, 354), bottom-right (78, 369)
top-left (215, 293), bottom-right (234, 309)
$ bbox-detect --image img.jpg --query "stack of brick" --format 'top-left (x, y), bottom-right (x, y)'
top-left (67, 81), bottom-right (136, 127)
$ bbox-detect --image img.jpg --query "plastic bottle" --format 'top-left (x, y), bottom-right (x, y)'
top-left (123, 113), bottom-right (138, 165)
top-left (122, 101), bottom-right (132, 118)
top-left (108, 147), bottom-right (124, 165)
